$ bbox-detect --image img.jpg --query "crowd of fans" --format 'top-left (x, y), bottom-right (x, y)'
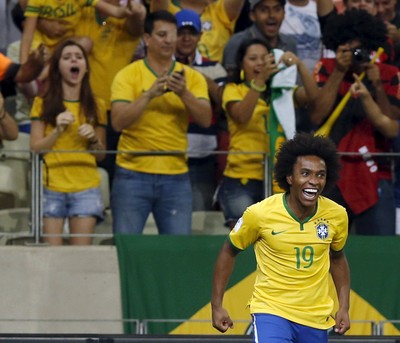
top-left (1, 0), bottom-right (400, 244)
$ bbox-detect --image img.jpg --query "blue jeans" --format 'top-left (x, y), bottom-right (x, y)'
top-left (111, 166), bottom-right (192, 235)
top-left (252, 314), bottom-right (328, 343)
top-left (188, 155), bottom-right (217, 211)
top-left (217, 176), bottom-right (265, 227)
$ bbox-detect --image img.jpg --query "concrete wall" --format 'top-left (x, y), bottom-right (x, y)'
top-left (0, 246), bottom-right (123, 334)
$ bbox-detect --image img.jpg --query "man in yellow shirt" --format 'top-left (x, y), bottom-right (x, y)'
top-left (211, 133), bottom-right (351, 342)
top-left (111, 10), bottom-right (212, 234)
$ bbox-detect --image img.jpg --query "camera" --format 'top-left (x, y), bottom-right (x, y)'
top-left (352, 48), bottom-right (370, 64)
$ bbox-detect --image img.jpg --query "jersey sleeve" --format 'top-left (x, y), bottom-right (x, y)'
top-left (185, 66), bottom-right (210, 102)
top-left (222, 82), bottom-right (243, 111)
top-left (330, 206), bottom-right (349, 252)
top-left (95, 97), bottom-right (107, 127)
top-left (110, 64), bottom-right (136, 103)
top-left (229, 206), bottom-right (260, 251)
top-left (30, 96), bottom-right (44, 120)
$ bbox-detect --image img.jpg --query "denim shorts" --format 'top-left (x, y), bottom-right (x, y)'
top-left (43, 187), bottom-right (104, 221)
top-left (252, 314), bottom-right (328, 343)
top-left (111, 166), bottom-right (192, 235)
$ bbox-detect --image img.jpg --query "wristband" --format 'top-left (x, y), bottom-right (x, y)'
top-left (250, 79), bottom-right (266, 92)
top-left (89, 138), bottom-right (99, 145)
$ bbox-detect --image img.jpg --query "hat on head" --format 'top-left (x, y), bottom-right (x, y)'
top-left (175, 9), bottom-right (202, 33)
top-left (249, 0), bottom-right (263, 10)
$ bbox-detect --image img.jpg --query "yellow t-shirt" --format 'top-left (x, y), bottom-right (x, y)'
top-left (153, 0), bottom-right (235, 62)
top-left (222, 82), bottom-right (269, 180)
top-left (30, 96), bottom-right (107, 192)
top-left (229, 193), bottom-right (348, 330)
top-left (25, 0), bottom-right (99, 50)
top-left (111, 59), bottom-right (209, 174)
top-left (76, 7), bottom-right (141, 109)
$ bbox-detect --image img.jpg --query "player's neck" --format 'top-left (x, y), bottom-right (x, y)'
top-left (146, 55), bottom-right (174, 75)
top-left (285, 193), bottom-right (316, 221)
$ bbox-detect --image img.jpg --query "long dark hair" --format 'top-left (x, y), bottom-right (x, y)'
top-left (41, 39), bottom-right (99, 127)
top-left (228, 38), bottom-right (272, 102)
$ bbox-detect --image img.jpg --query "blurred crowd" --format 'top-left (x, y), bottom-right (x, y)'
top-left (1, 0), bottom-right (400, 244)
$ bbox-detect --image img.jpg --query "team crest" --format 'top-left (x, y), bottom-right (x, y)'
top-left (202, 20), bottom-right (212, 32)
top-left (316, 222), bottom-right (329, 240)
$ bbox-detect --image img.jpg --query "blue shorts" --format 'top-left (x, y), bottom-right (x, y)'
top-left (43, 187), bottom-right (104, 221)
top-left (252, 314), bottom-right (328, 343)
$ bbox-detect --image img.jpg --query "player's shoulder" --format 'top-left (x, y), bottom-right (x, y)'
top-left (248, 193), bottom-right (284, 212)
top-left (318, 195), bottom-right (346, 214)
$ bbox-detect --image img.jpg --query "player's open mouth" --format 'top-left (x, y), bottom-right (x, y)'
top-left (303, 188), bottom-right (318, 200)
top-left (70, 66), bottom-right (80, 77)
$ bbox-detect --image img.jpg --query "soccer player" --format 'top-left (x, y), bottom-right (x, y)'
top-left (211, 132), bottom-right (351, 342)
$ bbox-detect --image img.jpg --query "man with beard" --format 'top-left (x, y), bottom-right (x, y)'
top-left (222, 0), bottom-right (296, 78)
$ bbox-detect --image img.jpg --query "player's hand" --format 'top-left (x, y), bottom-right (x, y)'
top-left (56, 110), bottom-right (75, 133)
top-left (166, 69), bottom-right (186, 96)
top-left (78, 123), bottom-right (96, 141)
top-left (212, 306), bottom-right (234, 333)
top-left (281, 51), bottom-right (300, 67)
top-left (334, 308), bottom-right (350, 335)
top-left (146, 70), bottom-right (169, 99)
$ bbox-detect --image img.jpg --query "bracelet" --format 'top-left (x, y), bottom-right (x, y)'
top-left (89, 137), bottom-right (99, 145)
top-left (250, 79), bottom-right (266, 92)
top-left (0, 110), bottom-right (6, 121)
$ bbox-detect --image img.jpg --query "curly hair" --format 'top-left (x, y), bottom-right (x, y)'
top-left (274, 133), bottom-right (341, 192)
top-left (322, 9), bottom-right (387, 52)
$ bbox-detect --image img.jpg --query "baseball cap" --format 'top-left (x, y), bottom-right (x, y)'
top-left (249, 0), bottom-right (263, 10)
top-left (249, 0), bottom-right (285, 10)
top-left (175, 9), bottom-right (202, 33)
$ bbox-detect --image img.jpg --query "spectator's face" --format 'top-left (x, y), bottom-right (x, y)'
top-left (58, 45), bottom-right (87, 85)
top-left (241, 43), bottom-right (269, 82)
top-left (375, 0), bottom-right (396, 21)
top-left (250, 0), bottom-right (285, 41)
top-left (144, 20), bottom-right (177, 59)
top-left (176, 27), bottom-right (201, 59)
top-left (346, 0), bottom-right (377, 15)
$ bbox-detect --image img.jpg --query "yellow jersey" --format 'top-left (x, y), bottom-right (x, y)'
top-left (229, 193), bottom-right (348, 329)
top-left (111, 58), bottom-right (209, 174)
top-left (222, 82), bottom-right (269, 180)
top-left (30, 97), bottom-right (107, 192)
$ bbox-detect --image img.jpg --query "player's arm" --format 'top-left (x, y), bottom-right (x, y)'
top-left (20, 16), bottom-right (38, 64)
top-left (111, 72), bottom-right (168, 131)
top-left (149, 0), bottom-right (169, 11)
top-left (123, 2), bottom-right (147, 37)
top-left (224, 0), bottom-right (245, 22)
top-left (309, 45), bottom-right (351, 125)
top-left (0, 94), bottom-right (18, 141)
top-left (211, 240), bottom-right (239, 333)
top-left (330, 249), bottom-right (351, 335)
